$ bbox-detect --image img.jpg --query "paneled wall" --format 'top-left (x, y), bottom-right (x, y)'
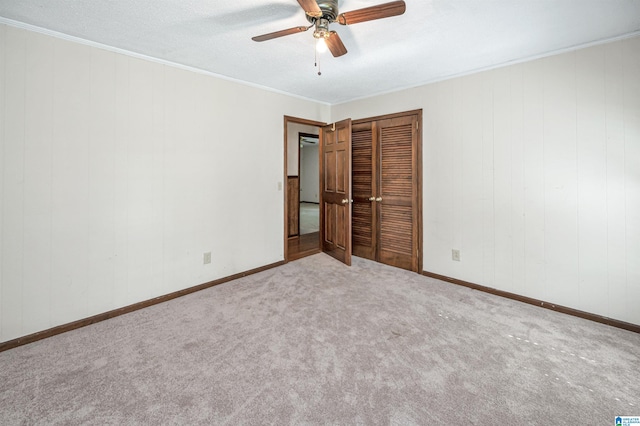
top-left (1, 21), bottom-right (638, 345)
top-left (0, 24), bottom-right (329, 343)
top-left (333, 36), bottom-right (640, 326)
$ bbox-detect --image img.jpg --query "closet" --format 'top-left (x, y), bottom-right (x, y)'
top-left (351, 110), bottom-right (421, 272)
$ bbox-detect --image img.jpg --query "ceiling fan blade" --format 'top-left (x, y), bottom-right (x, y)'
top-left (252, 26), bottom-right (309, 42)
top-left (326, 31), bottom-right (348, 57)
top-left (338, 0), bottom-right (406, 25)
top-left (297, 0), bottom-right (323, 18)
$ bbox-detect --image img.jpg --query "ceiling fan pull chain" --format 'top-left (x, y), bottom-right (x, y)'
top-left (315, 46), bottom-right (322, 76)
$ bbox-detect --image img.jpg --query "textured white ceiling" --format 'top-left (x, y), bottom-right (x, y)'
top-left (1, 0), bottom-right (639, 104)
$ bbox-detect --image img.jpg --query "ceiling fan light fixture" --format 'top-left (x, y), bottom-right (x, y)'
top-left (313, 18), bottom-right (330, 39)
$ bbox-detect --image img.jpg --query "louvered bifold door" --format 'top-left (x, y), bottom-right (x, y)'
top-left (351, 122), bottom-right (376, 260)
top-left (376, 115), bottom-right (419, 271)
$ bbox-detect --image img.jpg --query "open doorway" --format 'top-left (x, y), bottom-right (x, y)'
top-left (284, 116), bottom-right (324, 261)
top-left (299, 132), bottom-right (320, 235)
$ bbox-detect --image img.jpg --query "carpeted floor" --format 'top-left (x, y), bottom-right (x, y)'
top-left (1, 254), bottom-right (638, 425)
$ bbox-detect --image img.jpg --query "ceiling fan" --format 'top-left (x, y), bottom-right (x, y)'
top-left (251, 0), bottom-right (407, 57)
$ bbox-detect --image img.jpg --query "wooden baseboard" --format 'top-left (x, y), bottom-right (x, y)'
top-left (0, 260), bottom-right (286, 353)
top-left (288, 248), bottom-right (321, 261)
top-left (422, 270), bottom-right (640, 334)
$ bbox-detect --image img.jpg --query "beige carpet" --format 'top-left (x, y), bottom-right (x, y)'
top-left (1, 254), bottom-right (638, 424)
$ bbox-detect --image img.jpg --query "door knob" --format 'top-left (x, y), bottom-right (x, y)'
top-left (368, 196), bottom-right (375, 201)
top-left (341, 198), bottom-right (349, 204)
top-left (375, 197), bottom-right (383, 202)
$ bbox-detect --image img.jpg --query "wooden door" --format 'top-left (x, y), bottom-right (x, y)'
top-left (351, 121), bottom-right (376, 260)
top-left (321, 119), bottom-right (352, 265)
top-left (350, 111), bottom-right (421, 272)
top-left (377, 115), bottom-right (419, 271)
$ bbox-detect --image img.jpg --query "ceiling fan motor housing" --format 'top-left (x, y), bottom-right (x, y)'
top-left (306, 0), bottom-right (339, 23)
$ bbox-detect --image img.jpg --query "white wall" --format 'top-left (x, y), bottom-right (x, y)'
top-left (300, 144), bottom-right (319, 203)
top-left (287, 123), bottom-right (319, 176)
top-left (333, 36), bottom-right (640, 326)
top-left (0, 24), bottom-right (330, 343)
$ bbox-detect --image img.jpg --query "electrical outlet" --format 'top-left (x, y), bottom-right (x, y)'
top-left (452, 249), bottom-right (461, 262)
top-left (203, 252), bottom-right (212, 265)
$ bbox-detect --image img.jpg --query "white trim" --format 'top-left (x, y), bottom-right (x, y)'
top-left (332, 31), bottom-right (640, 106)
top-left (0, 17), bottom-right (331, 107)
top-left (1, 16), bottom-right (638, 106)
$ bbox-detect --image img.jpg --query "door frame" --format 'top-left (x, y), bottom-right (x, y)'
top-left (283, 116), bottom-right (326, 262)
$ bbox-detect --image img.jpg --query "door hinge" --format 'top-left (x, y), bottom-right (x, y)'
top-left (416, 121), bottom-right (419, 130)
